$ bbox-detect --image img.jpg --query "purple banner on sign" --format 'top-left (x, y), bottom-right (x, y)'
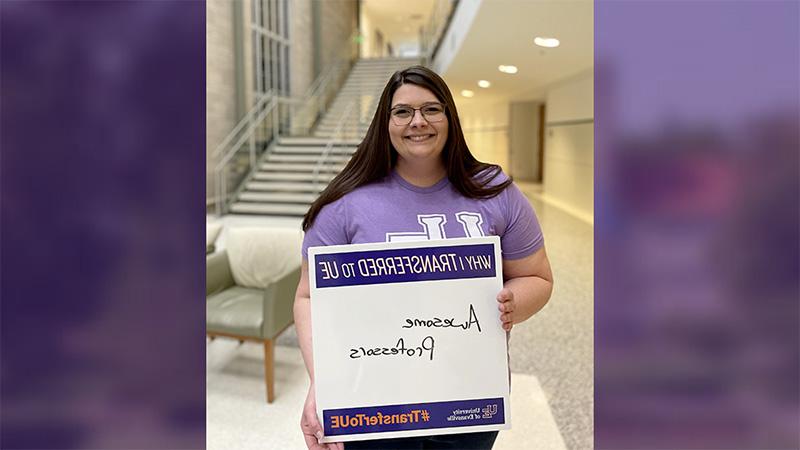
top-left (323, 397), bottom-right (505, 436)
top-left (313, 244), bottom-right (495, 288)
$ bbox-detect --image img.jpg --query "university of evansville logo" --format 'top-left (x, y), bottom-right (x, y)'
top-left (386, 212), bottom-right (486, 242)
top-left (481, 404), bottom-right (498, 419)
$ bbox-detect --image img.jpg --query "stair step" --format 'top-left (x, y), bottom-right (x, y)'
top-left (229, 202), bottom-right (309, 216)
top-left (327, 99), bottom-right (379, 107)
top-left (318, 117), bottom-right (371, 123)
top-left (261, 162), bottom-right (344, 172)
top-left (271, 149), bottom-right (356, 157)
top-left (313, 132), bottom-right (366, 140)
top-left (246, 181), bottom-right (326, 192)
top-left (278, 136), bottom-right (361, 146)
top-left (267, 153), bottom-right (351, 163)
top-left (313, 130), bottom-right (366, 135)
top-left (349, 70), bottom-right (407, 75)
top-left (317, 119), bottom-right (371, 126)
top-left (350, 67), bottom-right (406, 71)
top-left (345, 73), bottom-right (394, 77)
top-left (332, 90), bottom-right (380, 94)
top-left (238, 192), bottom-right (318, 203)
top-left (351, 67), bottom-right (412, 72)
top-left (220, 59), bottom-right (420, 219)
top-left (344, 74), bottom-right (394, 79)
top-left (314, 125), bottom-right (370, 132)
top-left (316, 124), bottom-right (371, 131)
top-left (336, 89), bottom-right (384, 94)
top-left (252, 172), bottom-right (335, 182)
top-left (340, 80), bottom-right (391, 85)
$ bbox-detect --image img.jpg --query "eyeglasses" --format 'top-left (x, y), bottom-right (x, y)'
top-left (389, 103), bottom-right (447, 126)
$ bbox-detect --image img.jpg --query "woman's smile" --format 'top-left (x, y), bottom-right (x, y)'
top-left (389, 84), bottom-right (449, 175)
top-left (405, 133), bottom-right (436, 143)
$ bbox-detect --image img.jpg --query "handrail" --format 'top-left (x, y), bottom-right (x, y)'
top-left (420, 0), bottom-right (456, 66)
top-left (301, 30), bottom-right (358, 106)
top-left (213, 95), bottom-right (278, 216)
top-left (214, 98), bottom-right (276, 170)
top-left (211, 90), bottom-right (273, 159)
top-left (312, 99), bottom-right (357, 193)
top-left (210, 30), bottom-right (359, 215)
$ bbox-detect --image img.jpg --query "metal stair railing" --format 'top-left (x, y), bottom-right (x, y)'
top-left (286, 30), bottom-right (359, 137)
top-left (308, 58), bottom-right (404, 193)
top-left (312, 99), bottom-right (357, 193)
top-left (210, 32), bottom-right (360, 215)
top-left (420, 0), bottom-right (457, 67)
top-left (214, 92), bottom-right (279, 216)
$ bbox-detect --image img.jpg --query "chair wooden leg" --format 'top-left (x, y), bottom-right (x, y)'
top-left (263, 339), bottom-right (275, 403)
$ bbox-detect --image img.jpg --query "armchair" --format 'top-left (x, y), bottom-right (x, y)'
top-left (206, 222), bottom-right (222, 254)
top-left (206, 227), bottom-right (302, 403)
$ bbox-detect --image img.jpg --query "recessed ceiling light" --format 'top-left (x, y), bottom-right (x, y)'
top-left (534, 37), bottom-right (560, 48)
top-left (461, 90), bottom-right (475, 98)
top-left (477, 80), bottom-right (491, 88)
top-left (498, 65), bottom-right (518, 74)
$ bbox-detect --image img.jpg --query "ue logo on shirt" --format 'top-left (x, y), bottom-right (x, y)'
top-left (385, 212), bottom-right (485, 242)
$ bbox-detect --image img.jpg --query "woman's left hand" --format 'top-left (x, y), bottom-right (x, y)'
top-left (496, 288), bottom-right (515, 331)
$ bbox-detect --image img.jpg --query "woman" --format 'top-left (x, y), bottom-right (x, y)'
top-left (294, 66), bottom-right (554, 450)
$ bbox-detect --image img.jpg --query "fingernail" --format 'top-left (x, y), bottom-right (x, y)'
top-left (315, 431), bottom-right (323, 440)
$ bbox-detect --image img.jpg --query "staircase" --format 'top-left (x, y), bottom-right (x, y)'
top-left (228, 57), bottom-right (417, 216)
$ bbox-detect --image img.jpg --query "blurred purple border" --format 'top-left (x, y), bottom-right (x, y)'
top-left (595, 1), bottom-right (799, 449)
top-left (1, 1), bottom-right (205, 448)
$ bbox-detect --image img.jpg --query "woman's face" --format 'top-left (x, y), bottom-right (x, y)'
top-left (388, 84), bottom-right (449, 169)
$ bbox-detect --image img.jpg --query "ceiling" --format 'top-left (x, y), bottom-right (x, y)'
top-left (360, 0), bottom-right (593, 103)
top-left (442, 0), bottom-right (593, 103)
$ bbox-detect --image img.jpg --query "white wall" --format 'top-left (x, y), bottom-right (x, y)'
top-left (543, 71), bottom-right (594, 222)
top-left (456, 99), bottom-right (510, 173)
top-left (546, 72), bottom-right (593, 123)
top-left (430, 0), bottom-right (481, 74)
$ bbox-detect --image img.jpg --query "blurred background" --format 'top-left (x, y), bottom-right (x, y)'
top-left (595, 2), bottom-right (799, 449)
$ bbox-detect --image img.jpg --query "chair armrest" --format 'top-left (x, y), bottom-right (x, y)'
top-left (207, 250), bottom-right (235, 296)
top-left (261, 265), bottom-right (301, 339)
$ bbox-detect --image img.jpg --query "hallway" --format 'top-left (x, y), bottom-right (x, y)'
top-left (515, 183), bottom-right (594, 450)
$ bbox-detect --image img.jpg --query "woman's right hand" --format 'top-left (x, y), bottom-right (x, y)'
top-left (301, 384), bottom-right (344, 450)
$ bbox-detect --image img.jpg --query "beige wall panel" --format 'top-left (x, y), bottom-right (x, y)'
top-left (207, 0), bottom-right (238, 199)
top-left (290, 0), bottom-right (313, 96)
top-left (543, 122), bottom-right (594, 219)
top-left (318, 0), bottom-right (358, 68)
top-left (543, 72), bottom-right (594, 221)
top-left (546, 71), bottom-right (594, 123)
top-left (458, 101), bottom-right (510, 174)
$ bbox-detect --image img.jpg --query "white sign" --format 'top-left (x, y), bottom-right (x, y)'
top-left (309, 237), bottom-right (511, 443)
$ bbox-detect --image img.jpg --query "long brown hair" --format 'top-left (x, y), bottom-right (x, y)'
top-left (302, 65), bottom-right (511, 231)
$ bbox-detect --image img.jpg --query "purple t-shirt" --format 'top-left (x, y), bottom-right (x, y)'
top-left (302, 171), bottom-right (544, 259)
